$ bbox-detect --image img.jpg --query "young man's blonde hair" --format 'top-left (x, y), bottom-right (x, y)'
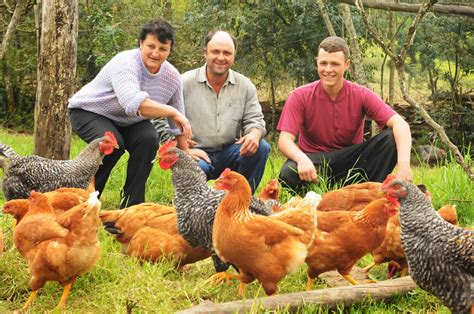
top-left (318, 36), bottom-right (350, 60)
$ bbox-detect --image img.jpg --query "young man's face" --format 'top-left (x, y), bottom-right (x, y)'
top-left (316, 49), bottom-right (350, 90)
top-left (204, 32), bottom-right (235, 77)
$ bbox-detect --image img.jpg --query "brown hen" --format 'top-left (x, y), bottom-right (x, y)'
top-left (305, 198), bottom-right (397, 289)
top-left (13, 191), bottom-right (101, 310)
top-left (212, 169), bottom-right (318, 296)
top-left (364, 204), bottom-right (459, 278)
top-left (317, 181), bottom-right (383, 212)
top-left (99, 203), bottom-right (211, 268)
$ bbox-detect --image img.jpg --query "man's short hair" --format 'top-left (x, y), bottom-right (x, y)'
top-left (138, 19), bottom-right (175, 50)
top-left (318, 36), bottom-right (350, 59)
top-left (204, 30), bottom-right (237, 52)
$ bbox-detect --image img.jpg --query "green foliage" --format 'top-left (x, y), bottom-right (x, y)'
top-left (0, 127), bottom-right (472, 312)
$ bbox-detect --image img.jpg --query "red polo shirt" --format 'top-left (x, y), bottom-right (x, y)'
top-left (277, 80), bottom-right (396, 153)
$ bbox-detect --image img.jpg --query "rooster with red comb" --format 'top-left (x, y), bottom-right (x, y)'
top-left (0, 131), bottom-right (118, 200)
top-left (382, 175), bottom-right (473, 314)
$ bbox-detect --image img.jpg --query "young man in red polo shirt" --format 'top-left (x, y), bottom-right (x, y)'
top-left (277, 36), bottom-right (412, 191)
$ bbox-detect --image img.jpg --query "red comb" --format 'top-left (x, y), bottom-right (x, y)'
top-left (158, 140), bottom-right (177, 156)
top-left (222, 168), bottom-right (232, 177)
top-left (382, 174), bottom-right (397, 189)
top-left (104, 131), bottom-right (118, 145)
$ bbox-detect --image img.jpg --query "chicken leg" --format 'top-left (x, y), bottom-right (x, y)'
top-left (306, 277), bottom-right (314, 291)
top-left (342, 274), bottom-right (358, 285)
top-left (238, 282), bottom-right (247, 296)
top-left (363, 261), bottom-right (376, 273)
top-left (55, 282), bottom-right (73, 309)
top-left (22, 290), bottom-right (38, 309)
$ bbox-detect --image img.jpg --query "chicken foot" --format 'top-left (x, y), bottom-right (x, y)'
top-left (206, 272), bottom-right (240, 285)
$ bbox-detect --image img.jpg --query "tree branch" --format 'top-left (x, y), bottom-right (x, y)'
top-left (355, 0), bottom-right (400, 64)
top-left (355, 0), bottom-right (473, 179)
top-left (338, 0), bottom-right (474, 18)
top-left (0, 0), bottom-right (30, 61)
top-left (399, 0), bottom-right (437, 63)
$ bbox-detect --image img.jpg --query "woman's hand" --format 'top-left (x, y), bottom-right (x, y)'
top-left (172, 113), bottom-right (192, 139)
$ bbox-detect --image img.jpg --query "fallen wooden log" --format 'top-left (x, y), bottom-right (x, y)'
top-left (177, 276), bottom-right (417, 313)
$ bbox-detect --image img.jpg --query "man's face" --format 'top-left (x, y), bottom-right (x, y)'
top-left (316, 49), bottom-right (350, 89)
top-left (204, 32), bottom-right (235, 77)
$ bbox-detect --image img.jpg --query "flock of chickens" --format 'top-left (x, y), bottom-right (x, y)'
top-left (0, 136), bottom-right (473, 313)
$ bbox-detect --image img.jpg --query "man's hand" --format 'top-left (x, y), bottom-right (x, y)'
top-left (186, 148), bottom-right (211, 163)
top-left (187, 138), bottom-right (197, 148)
top-left (236, 129), bottom-right (261, 156)
top-left (172, 113), bottom-right (192, 139)
top-left (296, 155), bottom-right (319, 183)
top-left (395, 162), bottom-right (413, 182)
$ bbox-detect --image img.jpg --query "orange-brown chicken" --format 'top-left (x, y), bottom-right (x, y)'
top-left (305, 198), bottom-right (397, 289)
top-left (258, 179), bottom-right (281, 212)
top-left (364, 204), bottom-right (459, 278)
top-left (99, 203), bottom-right (211, 268)
top-left (13, 191), bottom-right (101, 310)
top-left (212, 169), bottom-right (318, 296)
top-left (3, 188), bottom-right (90, 227)
top-left (317, 181), bottom-right (383, 212)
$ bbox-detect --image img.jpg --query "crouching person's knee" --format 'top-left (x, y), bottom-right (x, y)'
top-left (278, 160), bottom-right (301, 192)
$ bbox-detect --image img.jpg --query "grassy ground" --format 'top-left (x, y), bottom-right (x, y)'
top-left (0, 128), bottom-right (472, 313)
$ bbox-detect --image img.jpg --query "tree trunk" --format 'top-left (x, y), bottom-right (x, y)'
top-left (316, 0), bottom-right (337, 36)
top-left (34, 0), bottom-right (78, 159)
top-left (178, 276), bottom-right (418, 313)
top-left (2, 61), bottom-right (15, 115)
top-left (388, 6), bottom-right (397, 105)
top-left (339, 4), bottom-right (368, 87)
top-left (338, 0), bottom-right (474, 18)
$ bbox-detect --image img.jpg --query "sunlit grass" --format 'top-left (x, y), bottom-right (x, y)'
top-left (0, 127), bottom-right (471, 312)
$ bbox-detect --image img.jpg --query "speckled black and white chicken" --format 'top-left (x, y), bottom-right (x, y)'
top-left (383, 177), bottom-right (473, 314)
top-left (156, 140), bottom-right (272, 282)
top-left (0, 132), bottom-right (118, 200)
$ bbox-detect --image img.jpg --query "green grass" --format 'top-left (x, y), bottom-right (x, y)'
top-left (0, 127), bottom-right (472, 312)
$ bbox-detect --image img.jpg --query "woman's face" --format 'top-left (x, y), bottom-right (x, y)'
top-left (140, 34), bottom-right (172, 74)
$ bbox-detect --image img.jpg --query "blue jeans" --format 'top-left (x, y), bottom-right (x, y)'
top-left (198, 140), bottom-right (271, 194)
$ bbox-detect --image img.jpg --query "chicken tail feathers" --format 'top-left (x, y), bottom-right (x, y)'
top-left (99, 209), bottom-right (124, 235)
top-left (0, 144), bottom-right (17, 159)
top-left (102, 221), bottom-right (123, 235)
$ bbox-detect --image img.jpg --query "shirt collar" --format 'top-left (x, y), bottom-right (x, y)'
top-left (197, 64), bottom-right (236, 85)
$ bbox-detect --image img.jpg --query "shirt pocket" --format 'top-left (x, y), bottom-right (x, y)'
top-left (227, 98), bottom-right (245, 123)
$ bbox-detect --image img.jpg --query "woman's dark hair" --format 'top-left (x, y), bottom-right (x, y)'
top-left (138, 19), bottom-right (175, 49)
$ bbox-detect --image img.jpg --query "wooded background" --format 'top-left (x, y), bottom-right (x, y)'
top-left (0, 0), bottom-right (472, 172)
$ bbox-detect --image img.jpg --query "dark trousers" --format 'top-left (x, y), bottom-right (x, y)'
top-left (69, 109), bottom-right (159, 208)
top-left (197, 140), bottom-right (271, 194)
top-left (279, 128), bottom-right (397, 191)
